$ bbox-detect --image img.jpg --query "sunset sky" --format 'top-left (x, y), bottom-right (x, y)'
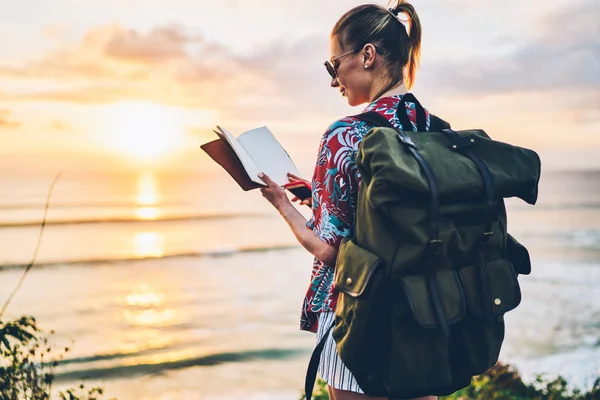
top-left (0, 0), bottom-right (598, 174)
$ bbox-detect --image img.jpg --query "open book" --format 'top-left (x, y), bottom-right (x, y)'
top-left (201, 125), bottom-right (303, 191)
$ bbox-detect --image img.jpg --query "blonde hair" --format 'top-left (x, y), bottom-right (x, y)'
top-left (331, 1), bottom-right (422, 91)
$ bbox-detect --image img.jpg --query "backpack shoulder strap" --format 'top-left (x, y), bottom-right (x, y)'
top-left (352, 111), bottom-right (417, 148)
top-left (398, 93), bottom-right (426, 131)
top-left (398, 93), bottom-right (452, 132)
top-left (353, 94), bottom-right (451, 133)
top-left (352, 111), bottom-right (395, 130)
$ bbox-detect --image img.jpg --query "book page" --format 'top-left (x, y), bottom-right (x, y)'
top-left (216, 126), bottom-right (264, 185)
top-left (237, 126), bottom-right (301, 186)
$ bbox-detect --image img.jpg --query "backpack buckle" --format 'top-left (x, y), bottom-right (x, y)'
top-left (396, 132), bottom-right (416, 148)
top-left (422, 240), bottom-right (442, 274)
top-left (476, 231), bottom-right (494, 246)
top-left (427, 239), bottom-right (442, 257)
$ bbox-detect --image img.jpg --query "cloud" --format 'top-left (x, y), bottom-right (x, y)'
top-left (0, 109), bottom-right (21, 128)
top-left (104, 25), bottom-right (202, 63)
top-left (50, 120), bottom-right (70, 130)
top-left (0, 0), bottom-right (597, 134)
top-left (420, 0), bottom-right (600, 94)
top-left (0, 24), bottom-right (208, 82)
top-left (0, 24), bottom-right (330, 119)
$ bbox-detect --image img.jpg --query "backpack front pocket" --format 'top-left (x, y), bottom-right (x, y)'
top-left (454, 258), bottom-right (520, 373)
top-left (334, 237), bottom-right (383, 297)
top-left (332, 238), bottom-right (389, 396)
top-left (459, 258), bottom-right (522, 319)
top-left (399, 270), bottom-right (467, 329)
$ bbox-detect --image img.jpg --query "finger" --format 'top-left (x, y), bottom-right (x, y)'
top-left (287, 172), bottom-right (303, 181)
top-left (258, 172), bottom-right (277, 187)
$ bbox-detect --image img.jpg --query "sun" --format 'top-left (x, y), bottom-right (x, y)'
top-left (103, 101), bottom-right (186, 160)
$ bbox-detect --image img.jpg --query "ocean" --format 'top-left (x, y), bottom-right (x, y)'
top-left (0, 168), bottom-right (598, 399)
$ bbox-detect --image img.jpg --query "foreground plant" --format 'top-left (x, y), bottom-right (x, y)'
top-left (301, 363), bottom-right (600, 400)
top-left (0, 315), bottom-right (114, 400)
top-left (446, 362), bottom-right (600, 400)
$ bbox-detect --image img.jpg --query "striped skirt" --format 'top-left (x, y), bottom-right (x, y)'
top-left (316, 311), bottom-right (364, 394)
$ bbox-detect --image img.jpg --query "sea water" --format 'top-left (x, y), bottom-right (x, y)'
top-left (0, 169), bottom-right (598, 399)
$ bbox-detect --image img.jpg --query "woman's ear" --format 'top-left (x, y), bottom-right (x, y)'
top-left (362, 43), bottom-right (377, 69)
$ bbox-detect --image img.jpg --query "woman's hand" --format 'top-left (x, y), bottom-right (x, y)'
top-left (287, 172), bottom-right (313, 208)
top-left (258, 172), bottom-right (292, 213)
top-left (259, 172), bottom-right (336, 265)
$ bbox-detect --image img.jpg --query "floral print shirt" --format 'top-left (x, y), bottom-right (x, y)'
top-left (301, 93), bottom-right (432, 332)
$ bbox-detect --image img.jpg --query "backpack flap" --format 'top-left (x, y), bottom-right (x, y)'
top-left (459, 259), bottom-right (522, 318)
top-left (357, 128), bottom-right (542, 209)
top-left (507, 234), bottom-right (531, 275)
top-left (399, 270), bottom-right (466, 329)
top-left (335, 238), bottom-right (382, 297)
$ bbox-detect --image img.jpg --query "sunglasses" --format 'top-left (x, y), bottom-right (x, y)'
top-left (324, 45), bottom-right (383, 79)
top-left (324, 49), bottom-right (358, 79)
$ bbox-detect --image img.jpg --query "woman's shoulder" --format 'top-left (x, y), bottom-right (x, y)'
top-left (322, 116), bottom-right (365, 142)
top-left (321, 95), bottom-right (403, 139)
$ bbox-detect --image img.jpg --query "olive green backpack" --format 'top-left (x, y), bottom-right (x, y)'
top-left (305, 94), bottom-right (541, 399)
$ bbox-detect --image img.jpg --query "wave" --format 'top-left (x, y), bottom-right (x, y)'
top-left (507, 202), bottom-right (600, 211)
top-left (0, 212), bottom-right (272, 229)
top-left (52, 347), bottom-right (308, 382)
top-left (47, 338), bottom-right (198, 368)
top-left (0, 200), bottom-right (195, 211)
top-left (0, 244), bottom-right (301, 270)
top-left (511, 228), bottom-right (600, 248)
top-left (5, 200), bottom-right (600, 212)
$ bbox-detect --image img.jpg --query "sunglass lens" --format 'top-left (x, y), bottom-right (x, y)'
top-left (325, 61), bottom-right (336, 79)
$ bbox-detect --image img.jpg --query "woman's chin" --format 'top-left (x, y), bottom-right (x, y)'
top-left (347, 97), bottom-right (359, 107)
top-left (346, 94), bottom-right (367, 107)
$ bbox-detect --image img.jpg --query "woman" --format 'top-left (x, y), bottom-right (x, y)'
top-left (258, 1), bottom-right (437, 399)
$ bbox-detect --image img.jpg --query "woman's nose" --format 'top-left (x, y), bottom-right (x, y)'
top-left (330, 76), bottom-right (339, 88)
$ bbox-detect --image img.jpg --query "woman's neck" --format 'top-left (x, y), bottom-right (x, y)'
top-left (371, 82), bottom-right (408, 102)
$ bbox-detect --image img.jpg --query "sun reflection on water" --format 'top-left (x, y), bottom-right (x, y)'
top-left (136, 171), bottom-right (160, 220)
top-left (133, 231), bottom-right (164, 258)
top-left (120, 284), bottom-right (179, 359)
top-left (124, 308), bottom-right (175, 327)
top-left (120, 173), bottom-right (186, 361)
top-left (136, 207), bottom-right (159, 220)
top-left (126, 286), bottom-right (164, 307)
top-left (124, 284), bottom-right (175, 328)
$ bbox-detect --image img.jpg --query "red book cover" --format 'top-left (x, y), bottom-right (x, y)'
top-left (283, 180), bottom-right (312, 201)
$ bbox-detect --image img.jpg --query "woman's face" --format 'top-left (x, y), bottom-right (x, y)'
top-left (329, 37), bottom-right (371, 106)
